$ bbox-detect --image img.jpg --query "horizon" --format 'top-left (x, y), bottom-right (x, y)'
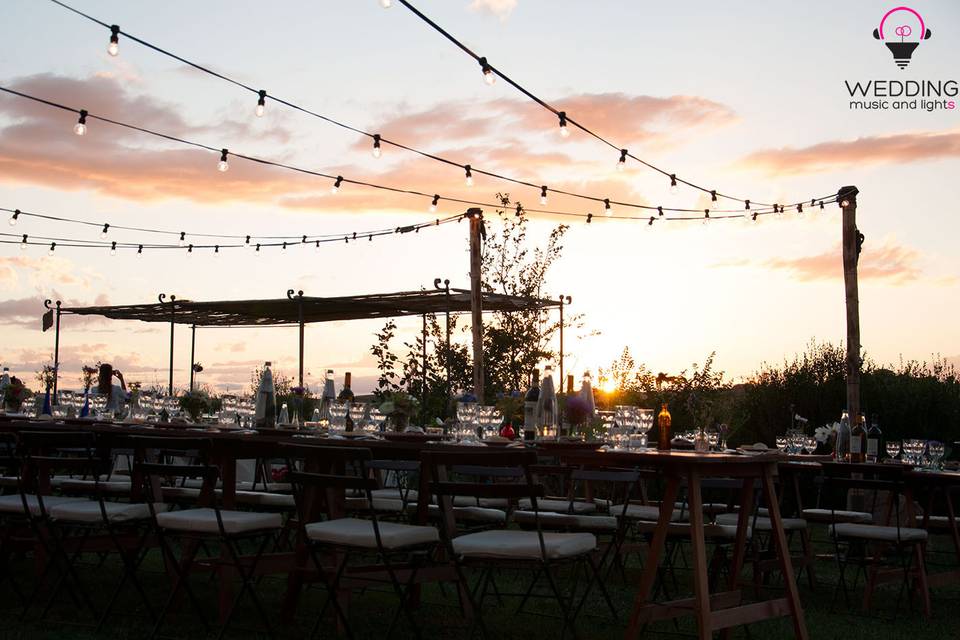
top-left (1, 1), bottom-right (958, 395)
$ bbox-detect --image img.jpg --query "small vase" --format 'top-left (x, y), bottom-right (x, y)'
top-left (41, 385), bottom-right (52, 416)
top-left (391, 414), bottom-right (409, 432)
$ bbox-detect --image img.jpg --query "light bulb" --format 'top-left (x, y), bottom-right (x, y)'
top-left (214, 245), bottom-right (220, 257)
top-left (380, 0), bottom-right (392, 7)
top-left (479, 57), bottom-right (495, 85)
top-left (255, 90), bottom-right (266, 117)
top-left (617, 149), bottom-right (628, 172)
top-left (331, 176), bottom-right (343, 194)
top-left (255, 103), bottom-right (265, 118)
top-left (464, 165), bottom-right (473, 187)
top-left (110, 241), bottom-right (117, 256)
top-left (47, 242), bottom-right (56, 256)
top-left (465, 175), bottom-right (474, 187)
top-left (616, 158), bottom-right (625, 172)
top-left (558, 112), bottom-right (569, 137)
top-left (540, 186), bottom-right (548, 206)
top-left (74, 122), bottom-right (87, 136)
top-left (603, 199), bottom-right (612, 217)
top-left (179, 232), bottom-right (186, 247)
top-left (8, 210), bottom-right (19, 226)
top-left (430, 195), bottom-right (439, 213)
top-left (218, 149), bottom-right (229, 172)
top-left (255, 244), bottom-right (261, 256)
top-left (108, 25), bottom-right (120, 56)
top-left (20, 234), bottom-right (27, 251)
top-left (137, 244), bottom-right (143, 257)
top-left (315, 240), bottom-right (320, 251)
top-left (372, 134), bottom-right (382, 158)
top-left (186, 244), bottom-right (193, 257)
top-left (669, 174), bottom-right (679, 196)
top-left (244, 235), bottom-right (251, 249)
top-left (100, 223), bottom-right (109, 239)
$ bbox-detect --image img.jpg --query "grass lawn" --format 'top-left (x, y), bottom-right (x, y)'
top-left (2, 526), bottom-right (958, 639)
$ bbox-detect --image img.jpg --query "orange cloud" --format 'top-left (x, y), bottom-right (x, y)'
top-left (739, 130), bottom-right (960, 175)
top-left (716, 240), bottom-right (924, 285)
top-left (0, 255), bottom-right (103, 290)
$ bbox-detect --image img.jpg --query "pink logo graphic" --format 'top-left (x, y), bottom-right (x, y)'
top-left (873, 6), bottom-right (932, 69)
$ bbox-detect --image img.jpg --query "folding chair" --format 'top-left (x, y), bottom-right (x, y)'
top-left (130, 435), bottom-right (284, 639)
top-left (424, 448), bottom-right (599, 639)
top-left (282, 443), bottom-right (441, 639)
top-left (822, 463), bottom-right (930, 619)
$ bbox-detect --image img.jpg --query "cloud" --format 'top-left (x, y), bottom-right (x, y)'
top-left (739, 129), bottom-right (960, 175)
top-left (0, 255), bottom-right (103, 290)
top-left (468, 0), bottom-right (518, 20)
top-left (0, 293), bottom-right (111, 328)
top-left (715, 239), bottom-right (926, 285)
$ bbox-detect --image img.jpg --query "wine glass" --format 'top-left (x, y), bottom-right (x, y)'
top-left (803, 436), bottom-right (818, 454)
top-left (456, 402), bottom-right (477, 442)
top-left (368, 407), bottom-right (386, 434)
top-left (776, 435), bottom-right (788, 453)
top-left (636, 408), bottom-right (653, 448)
top-left (929, 441), bottom-right (945, 470)
top-left (886, 440), bottom-right (902, 461)
top-left (329, 401), bottom-right (349, 433)
top-left (349, 402), bottom-right (367, 431)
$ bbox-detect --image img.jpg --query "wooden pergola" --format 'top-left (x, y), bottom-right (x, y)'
top-left (44, 284), bottom-right (561, 404)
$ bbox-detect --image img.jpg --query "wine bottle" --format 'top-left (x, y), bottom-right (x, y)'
top-left (523, 369), bottom-right (540, 442)
top-left (836, 409), bottom-right (850, 462)
top-left (319, 369), bottom-right (336, 424)
top-left (657, 403), bottom-right (672, 451)
top-left (866, 414), bottom-right (882, 463)
top-left (537, 365), bottom-right (558, 439)
top-left (337, 372), bottom-right (355, 402)
top-left (849, 412), bottom-right (866, 463)
top-left (254, 361), bottom-right (276, 428)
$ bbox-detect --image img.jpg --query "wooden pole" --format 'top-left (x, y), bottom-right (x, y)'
top-left (166, 295), bottom-right (176, 396)
top-left (53, 301), bottom-right (61, 397)
top-left (189, 324), bottom-right (196, 392)
top-left (468, 209), bottom-right (485, 402)
top-left (839, 186), bottom-right (861, 422)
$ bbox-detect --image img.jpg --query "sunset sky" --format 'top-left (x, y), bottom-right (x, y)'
top-left (1, 1), bottom-right (958, 395)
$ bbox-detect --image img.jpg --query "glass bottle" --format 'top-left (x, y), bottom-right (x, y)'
top-left (836, 409), bottom-right (850, 462)
top-left (254, 361), bottom-right (276, 428)
top-left (536, 365), bottom-right (558, 440)
top-left (867, 414), bottom-right (882, 463)
top-left (849, 412), bottom-right (866, 463)
top-left (523, 369), bottom-right (540, 442)
top-left (318, 369), bottom-right (336, 425)
top-left (657, 403), bottom-right (672, 451)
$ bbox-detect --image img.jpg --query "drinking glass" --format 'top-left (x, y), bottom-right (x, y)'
top-left (776, 436), bottom-right (788, 452)
top-left (803, 436), bottom-right (818, 454)
top-left (368, 407), bottom-right (386, 434)
top-left (929, 441), bottom-right (945, 470)
top-left (20, 394), bottom-right (37, 417)
top-left (54, 390), bottom-right (72, 418)
top-left (329, 401), bottom-right (349, 432)
top-left (456, 402), bottom-right (477, 442)
top-left (636, 408), bottom-right (654, 446)
top-left (708, 430), bottom-right (720, 451)
top-left (886, 440), bottom-right (901, 461)
top-left (349, 403), bottom-right (367, 431)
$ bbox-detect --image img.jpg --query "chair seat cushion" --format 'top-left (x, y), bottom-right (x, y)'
top-left (0, 494), bottom-right (88, 516)
top-left (156, 508), bottom-right (282, 535)
top-left (631, 520), bottom-right (752, 539)
top-left (161, 486), bottom-right (202, 501)
top-left (716, 513), bottom-right (806, 531)
top-left (454, 496), bottom-right (510, 509)
top-left (407, 503), bottom-right (508, 524)
top-left (60, 478), bottom-right (132, 495)
top-left (234, 491), bottom-right (296, 509)
top-left (305, 517), bottom-right (439, 550)
top-left (829, 523), bottom-right (927, 543)
top-left (345, 496), bottom-right (406, 513)
top-left (513, 510), bottom-right (617, 531)
top-left (452, 529), bottom-right (596, 560)
top-left (518, 498), bottom-right (597, 514)
top-left (49, 500), bottom-right (167, 523)
top-left (613, 504), bottom-right (688, 522)
top-left (926, 515), bottom-right (952, 529)
top-left (371, 488), bottom-right (418, 502)
top-left (802, 508), bottom-right (873, 524)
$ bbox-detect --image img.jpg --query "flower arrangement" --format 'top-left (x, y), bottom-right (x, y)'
top-left (378, 391), bottom-right (420, 431)
top-left (178, 390), bottom-right (213, 423)
top-left (36, 362), bottom-right (57, 390)
top-left (80, 364), bottom-right (100, 391)
top-left (3, 377), bottom-right (32, 412)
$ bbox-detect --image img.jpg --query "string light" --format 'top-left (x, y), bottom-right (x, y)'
top-left (797, 202), bottom-right (804, 217)
top-left (107, 24), bottom-right (119, 56)
top-left (702, 209), bottom-right (710, 226)
top-left (616, 149), bottom-right (627, 172)
top-left (586, 213), bottom-right (593, 224)
top-left (282, 241), bottom-right (288, 251)
top-left (20, 234), bottom-right (27, 250)
top-left (315, 239), bottom-right (320, 251)
top-left (9, 209), bottom-right (19, 226)
top-left (540, 186), bottom-right (548, 206)
top-left (187, 243), bottom-right (193, 256)
top-left (752, 212), bottom-right (759, 222)
top-left (657, 206), bottom-right (664, 219)
top-left (48, 242), bottom-right (56, 256)
top-left (648, 217), bottom-right (654, 226)
top-left (244, 234), bottom-right (251, 248)
top-left (255, 243), bottom-right (261, 255)
top-left (217, 149), bottom-right (229, 172)
top-left (179, 231), bottom-right (186, 247)
top-left (464, 165), bottom-right (473, 187)
top-left (603, 198), bottom-right (612, 217)
top-left (137, 244), bottom-right (143, 256)
top-left (558, 112), bottom-right (570, 138)
top-left (46, 2), bottom-right (833, 217)
top-left (710, 190), bottom-right (717, 203)
top-left (380, 0), bottom-right (392, 8)
top-left (74, 109), bottom-right (88, 136)
top-left (819, 201), bottom-right (825, 211)
top-left (214, 244), bottom-right (220, 257)
top-left (110, 240), bottom-right (117, 255)
top-left (669, 174), bottom-right (679, 196)
top-left (331, 176), bottom-right (343, 194)
top-left (255, 90), bottom-right (266, 117)
top-left (430, 194), bottom-right (439, 213)
top-left (479, 57), bottom-right (495, 85)
top-left (372, 134), bottom-right (382, 159)
top-left (100, 223), bottom-right (109, 239)
top-left (745, 199), bottom-right (751, 211)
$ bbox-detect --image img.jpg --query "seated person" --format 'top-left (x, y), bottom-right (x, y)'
top-left (97, 363), bottom-right (128, 414)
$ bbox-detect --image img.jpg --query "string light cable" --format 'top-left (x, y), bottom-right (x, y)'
top-left (43, 0), bottom-right (833, 218)
top-left (0, 85), bottom-right (834, 227)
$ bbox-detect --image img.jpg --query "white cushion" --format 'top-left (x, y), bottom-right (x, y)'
top-left (49, 500), bottom-right (167, 523)
top-left (345, 496), bottom-right (406, 513)
top-left (156, 508), bottom-right (282, 535)
top-left (513, 510), bottom-right (617, 531)
top-left (452, 529), bottom-right (596, 560)
top-left (926, 515), bottom-right (952, 528)
top-left (830, 523), bottom-right (927, 543)
top-left (716, 513), bottom-right (807, 531)
top-left (60, 478), bottom-right (132, 494)
top-left (802, 508), bottom-right (873, 524)
top-left (453, 496), bottom-right (510, 509)
top-left (518, 498), bottom-right (597, 514)
top-left (161, 487), bottom-right (202, 500)
top-left (630, 521), bottom-right (752, 539)
top-left (0, 494), bottom-right (88, 516)
top-left (305, 517), bottom-right (439, 550)
top-left (0, 476), bottom-right (18, 488)
top-left (371, 488), bottom-right (418, 502)
top-left (613, 504), bottom-right (688, 522)
top-left (407, 503), bottom-right (507, 524)
top-left (234, 491), bottom-right (296, 509)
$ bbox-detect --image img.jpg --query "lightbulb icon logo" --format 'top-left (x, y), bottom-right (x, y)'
top-left (873, 6), bottom-right (932, 69)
